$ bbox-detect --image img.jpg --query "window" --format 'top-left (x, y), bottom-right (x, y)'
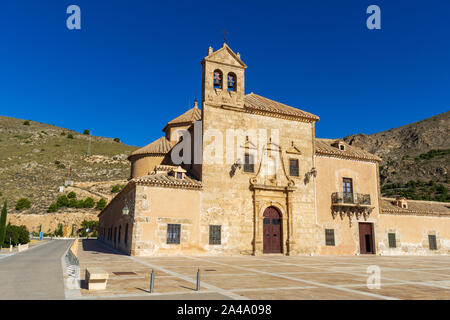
top-left (244, 153), bottom-right (254, 172)
top-left (342, 178), bottom-right (354, 203)
top-left (289, 159), bottom-right (299, 176)
top-left (429, 235), bottom-right (437, 250)
top-left (325, 229), bottom-right (335, 246)
top-left (176, 172), bottom-right (183, 179)
top-left (343, 178), bottom-right (353, 193)
top-left (339, 144), bottom-right (345, 150)
top-left (118, 225), bottom-right (121, 243)
top-left (124, 223), bottom-right (128, 244)
top-left (114, 227), bottom-right (117, 243)
top-left (209, 225), bottom-right (221, 245)
top-left (167, 224), bottom-right (181, 244)
top-left (388, 233), bottom-right (396, 248)
top-left (213, 70), bottom-right (223, 89)
top-left (227, 73), bottom-right (236, 91)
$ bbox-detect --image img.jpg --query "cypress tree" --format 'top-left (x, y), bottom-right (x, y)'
top-left (0, 201), bottom-right (7, 246)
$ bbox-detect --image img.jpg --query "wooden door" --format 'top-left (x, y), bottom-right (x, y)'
top-left (359, 223), bottom-right (375, 254)
top-left (263, 207), bottom-right (282, 254)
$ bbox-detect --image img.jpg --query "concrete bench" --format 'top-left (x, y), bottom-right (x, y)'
top-left (85, 268), bottom-right (109, 291)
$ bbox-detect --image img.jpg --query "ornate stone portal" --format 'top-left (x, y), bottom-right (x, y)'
top-left (249, 141), bottom-right (296, 255)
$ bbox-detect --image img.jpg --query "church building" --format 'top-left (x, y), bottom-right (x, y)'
top-left (98, 44), bottom-right (450, 256)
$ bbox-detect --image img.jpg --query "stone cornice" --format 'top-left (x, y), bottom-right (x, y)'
top-left (381, 209), bottom-right (450, 218)
top-left (134, 178), bottom-right (202, 190)
top-left (205, 102), bottom-right (317, 123)
top-left (315, 152), bottom-right (380, 164)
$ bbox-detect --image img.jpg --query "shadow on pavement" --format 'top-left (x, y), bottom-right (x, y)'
top-left (81, 239), bottom-right (126, 255)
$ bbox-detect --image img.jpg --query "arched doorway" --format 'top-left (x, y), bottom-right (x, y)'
top-left (263, 207), bottom-right (282, 254)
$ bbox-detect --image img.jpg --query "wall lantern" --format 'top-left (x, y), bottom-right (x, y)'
top-left (122, 205), bottom-right (129, 216)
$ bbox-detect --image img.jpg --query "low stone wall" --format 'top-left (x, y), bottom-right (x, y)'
top-left (70, 238), bottom-right (79, 257)
top-left (17, 243), bottom-right (29, 252)
top-left (6, 212), bottom-right (99, 234)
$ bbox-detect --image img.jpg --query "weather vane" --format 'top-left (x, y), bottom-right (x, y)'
top-left (222, 29), bottom-right (228, 43)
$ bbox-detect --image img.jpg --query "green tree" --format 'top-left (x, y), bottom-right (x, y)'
top-left (15, 198), bottom-right (31, 211)
top-left (83, 129), bottom-right (90, 135)
top-left (47, 203), bottom-right (58, 213)
top-left (113, 138), bottom-right (120, 143)
top-left (67, 133), bottom-right (74, 139)
top-left (5, 224), bottom-right (29, 246)
top-left (56, 195), bottom-right (69, 208)
top-left (83, 197), bottom-right (95, 208)
top-left (95, 198), bottom-right (107, 210)
top-left (111, 185), bottom-right (123, 193)
top-left (0, 201), bottom-right (7, 246)
top-left (81, 220), bottom-right (98, 236)
top-left (23, 120), bottom-right (30, 126)
top-left (67, 191), bottom-right (77, 199)
top-left (68, 198), bottom-right (78, 208)
top-left (54, 224), bottom-right (64, 237)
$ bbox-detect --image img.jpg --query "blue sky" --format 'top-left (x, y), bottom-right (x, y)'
top-left (0, 0), bottom-right (449, 147)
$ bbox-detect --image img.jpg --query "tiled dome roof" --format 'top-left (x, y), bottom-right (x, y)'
top-left (128, 136), bottom-right (173, 159)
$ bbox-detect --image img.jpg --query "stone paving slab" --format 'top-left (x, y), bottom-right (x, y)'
top-left (75, 240), bottom-right (450, 300)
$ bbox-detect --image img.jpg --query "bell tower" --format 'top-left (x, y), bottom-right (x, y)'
top-left (201, 43), bottom-right (247, 108)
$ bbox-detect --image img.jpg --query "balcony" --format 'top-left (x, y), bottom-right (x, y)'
top-left (331, 192), bottom-right (371, 206)
top-left (331, 192), bottom-right (374, 227)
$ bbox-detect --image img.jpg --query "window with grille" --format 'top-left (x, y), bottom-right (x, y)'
top-left (388, 233), bottom-right (396, 248)
top-left (325, 229), bottom-right (335, 246)
top-left (124, 223), bottom-right (128, 244)
top-left (244, 153), bottom-right (254, 172)
top-left (289, 159), bottom-right (299, 176)
top-left (209, 225), bottom-right (221, 245)
top-left (118, 225), bottom-right (121, 243)
top-left (167, 224), bottom-right (181, 244)
top-left (429, 235), bottom-right (437, 250)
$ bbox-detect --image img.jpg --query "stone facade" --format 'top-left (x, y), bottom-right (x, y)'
top-left (98, 43), bottom-right (450, 256)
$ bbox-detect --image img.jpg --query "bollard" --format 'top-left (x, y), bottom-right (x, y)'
top-left (196, 268), bottom-right (200, 291)
top-left (150, 269), bottom-right (154, 293)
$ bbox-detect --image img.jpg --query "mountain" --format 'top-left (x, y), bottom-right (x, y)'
top-left (344, 111), bottom-right (450, 202)
top-left (0, 116), bottom-right (139, 215)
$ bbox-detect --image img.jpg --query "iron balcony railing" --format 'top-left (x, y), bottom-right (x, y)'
top-left (331, 192), bottom-right (371, 206)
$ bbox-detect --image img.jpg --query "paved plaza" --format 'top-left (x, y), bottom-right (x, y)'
top-left (76, 240), bottom-right (450, 300)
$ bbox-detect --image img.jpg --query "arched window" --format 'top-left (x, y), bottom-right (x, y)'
top-left (227, 73), bottom-right (237, 91)
top-left (213, 69), bottom-right (223, 89)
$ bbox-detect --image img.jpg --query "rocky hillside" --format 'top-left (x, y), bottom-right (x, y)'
top-left (0, 116), bottom-right (139, 215)
top-left (344, 111), bottom-right (449, 201)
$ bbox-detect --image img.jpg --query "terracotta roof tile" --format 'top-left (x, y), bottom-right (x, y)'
top-left (128, 136), bottom-right (173, 159)
top-left (244, 93), bottom-right (319, 121)
top-left (133, 173), bottom-right (202, 190)
top-left (166, 105), bottom-right (202, 126)
top-left (315, 138), bottom-right (382, 162)
top-left (381, 198), bottom-right (450, 217)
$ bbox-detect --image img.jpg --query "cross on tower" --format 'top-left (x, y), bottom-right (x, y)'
top-left (222, 30), bottom-right (228, 43)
